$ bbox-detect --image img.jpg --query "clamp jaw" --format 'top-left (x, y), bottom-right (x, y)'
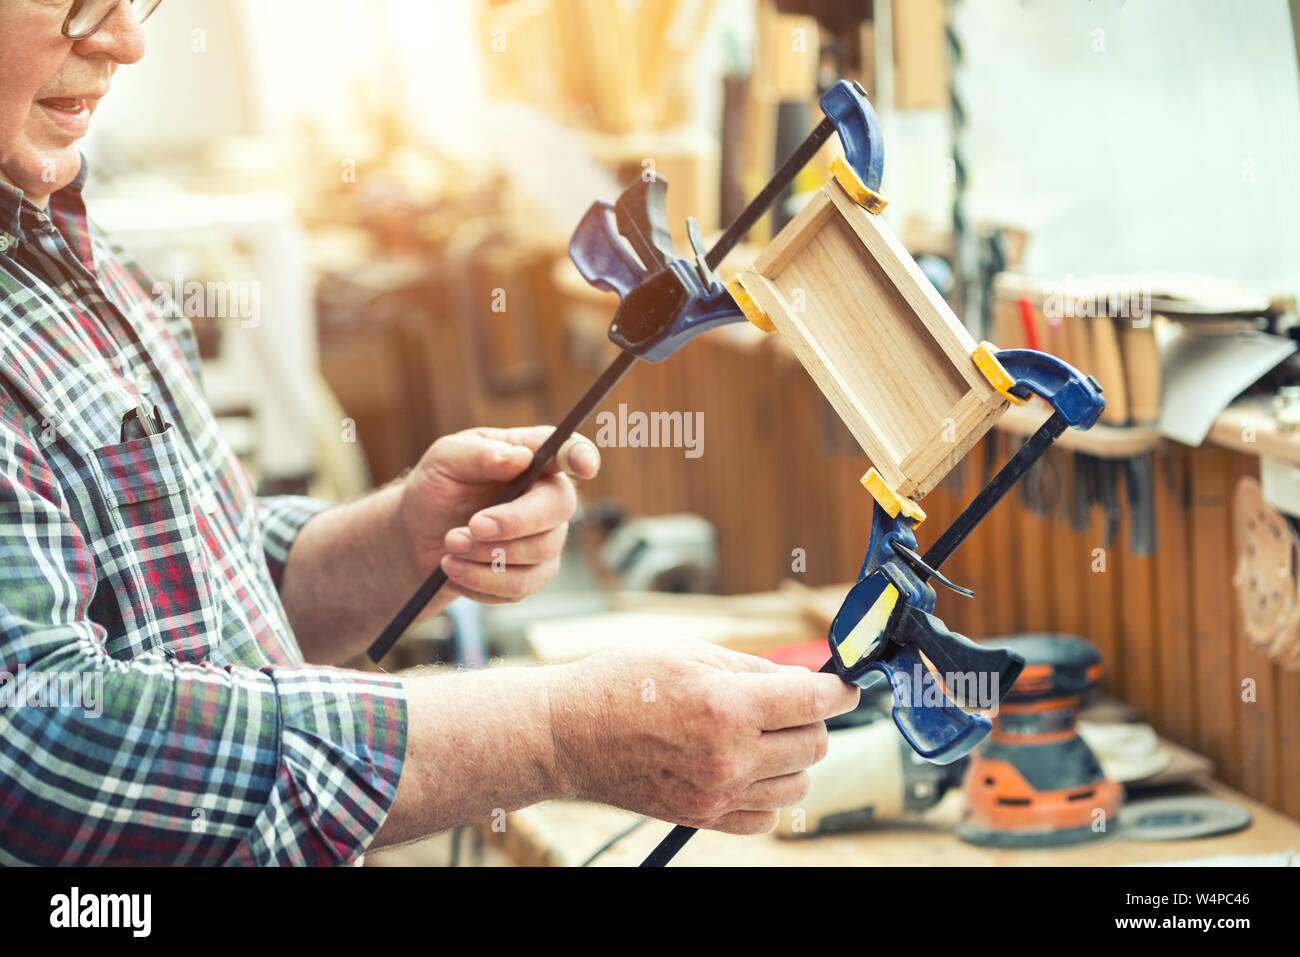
top-left (569, 190), bottom-right (742, 361)
top-left (567, 80), bottom-right (884, 362)
top-left (827, 350), bottom-right (1105, 764)
top-left (995, 348), bottom-right (1106, 429)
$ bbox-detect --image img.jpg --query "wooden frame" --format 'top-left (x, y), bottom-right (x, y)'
top-left (737, 178), bottom-right (1008, 499)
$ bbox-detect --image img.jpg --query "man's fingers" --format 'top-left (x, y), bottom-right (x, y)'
top-left (705, 809), bottom-right (781, 836)
top-left (440, 554), bottom-right (561, 602)
top-left (737, 670), bottom-right (860, 731)
top-left (709, 645), bottom-right (808, 675)
top-left (439, 582), bottom-right (526, 606)
top-left (738, 771), bottom-right (812, 812)
top-left (552, 433), bottom-right (601, 480)
top-left (468, 473), bottom-right (576, 542)
top-left (444, 523), bottom-right (569, 564)
top-left (427, 427), bottom-right (598, 498)
top-left (469, 425), bottom-right (556, 450)
top-left (470, 426), bottom-right (600, 480)
top-left (751, 723), bottom-right (830, 778)
top-left (431, 431), bottom-right (534, 485)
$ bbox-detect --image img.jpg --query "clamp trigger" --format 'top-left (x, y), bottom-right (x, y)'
top-left (687, 216), bottom-right (719, 288)
top-left (889, 542), bottom-right (975, 598)
top-left (613, 172), bottom-right (676, 272)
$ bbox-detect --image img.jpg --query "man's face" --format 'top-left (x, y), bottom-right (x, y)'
top-left (0, 1), bottom-right (145, 206)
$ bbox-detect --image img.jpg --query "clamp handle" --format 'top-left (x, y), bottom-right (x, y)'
top-left (866, 644), bottom-right (993, 765)
top-left (614, 172), bottom-right (677, 272)
top-left (569, 201), bottom-right (645, 300)
top-left (903, 606), bottom-right (1025, 708)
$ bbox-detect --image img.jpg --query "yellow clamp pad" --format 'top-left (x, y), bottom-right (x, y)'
top-left (837, 582), bottom-right (899, 668)
top-left (861, 468), bottom-right (926, 524)
top-left (727, 274), bottom-right (775, 334)
top-left (830, 155), bottom-right (889, 214)
top-left (972, 341), bottom-right (1027, 406)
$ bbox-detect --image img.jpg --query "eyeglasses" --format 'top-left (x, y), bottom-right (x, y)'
top-left (62, 0), bottom-right (162, 40)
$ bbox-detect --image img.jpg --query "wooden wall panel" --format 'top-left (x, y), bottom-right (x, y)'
top-left (1084, 463), bottom-right (1121, 695)
top-left (1048, 450), bottom-right (1087, 650)
top-left (1116, 463), bottom-right (1159, 723)
top-left (1189, 448), bottom-right (1239, 782)
top-left (978, 433), bottom-right (1020, 638)
top-left (1282, 672), bottom-right (1300, 819)
top-left (1153, 444), bottom-right (1196, 745)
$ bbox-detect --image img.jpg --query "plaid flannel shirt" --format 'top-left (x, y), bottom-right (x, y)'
top-left (0, 161), bottom-right (407, 865)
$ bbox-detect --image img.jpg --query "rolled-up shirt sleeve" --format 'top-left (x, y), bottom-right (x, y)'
top-left (0, 419), bottom-right (407, 866)
top-left (256, 495), bottom-right (331, 591)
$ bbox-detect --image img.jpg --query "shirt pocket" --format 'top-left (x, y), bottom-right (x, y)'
top-left (91, 426), bottom-right (219, 662)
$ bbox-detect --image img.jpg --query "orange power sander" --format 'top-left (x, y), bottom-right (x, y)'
top-left (959, 634), bottom-right (1122, 847)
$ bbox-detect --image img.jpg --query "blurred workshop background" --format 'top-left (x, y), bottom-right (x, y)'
top-left (78, 0), bottom-right (1300, 864)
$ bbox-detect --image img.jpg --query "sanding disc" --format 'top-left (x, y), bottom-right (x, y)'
top-left (1118, 797), bottom-right (1252, 842)
top-left (1232, 477), bottom-right (1300, 669)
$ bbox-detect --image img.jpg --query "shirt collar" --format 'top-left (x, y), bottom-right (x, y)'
top-left (0, 180), bottom-right (20, 260)
top-left (0, 154), bottom-right (89, 259)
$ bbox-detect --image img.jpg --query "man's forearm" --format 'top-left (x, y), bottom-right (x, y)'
top-left (368, 640), bottom-right (856, 851)
top-left (371, 663), bottom-right (571, 849)
top-left (276, 482), bottom-right (445, 664)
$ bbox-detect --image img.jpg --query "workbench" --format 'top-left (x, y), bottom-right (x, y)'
top-left (483, 777), bottom-right (1300, 867)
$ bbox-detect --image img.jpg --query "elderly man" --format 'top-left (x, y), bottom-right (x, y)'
top-left (0, 0), bottom-right (856, 865)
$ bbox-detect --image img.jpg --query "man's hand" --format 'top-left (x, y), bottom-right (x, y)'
top-left (373, 638), bottom-right (859, 849)
top-left (399, 426), bottom-right (601, 606)
top-left (548, 639), bottom-right (860, 834)
top-left (277, 424), bottom-right (600, 665)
